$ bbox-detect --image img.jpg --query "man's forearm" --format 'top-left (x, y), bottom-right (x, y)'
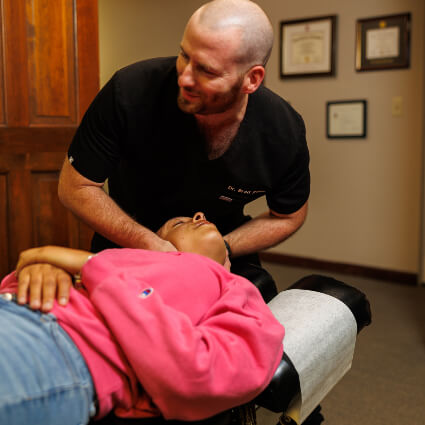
top-left (59, 184), bottom-right (168, 250)
top-left (224, 202), bottom-right (308, 258)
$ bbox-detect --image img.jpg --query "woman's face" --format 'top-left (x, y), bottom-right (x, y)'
top-left (157, 212), bottom-right (226, 265)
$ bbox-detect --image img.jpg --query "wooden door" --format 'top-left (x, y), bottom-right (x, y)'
top-left (0, 0), bottom-right (99, 277)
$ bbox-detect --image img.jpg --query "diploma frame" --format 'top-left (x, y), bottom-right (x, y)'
top-left (356, 13), bottom-right (411, 72)
top-left (280, 15), bottom-right (337, 78)
top-left (326, 100), bottom-right (367, 139)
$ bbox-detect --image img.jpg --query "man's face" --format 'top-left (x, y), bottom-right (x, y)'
top-left (176, 21), bottom-right (246, 115)
top-left (157, 213), bottom-right (226, 265)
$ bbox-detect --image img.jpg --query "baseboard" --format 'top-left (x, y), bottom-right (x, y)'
top-left (259, 252), bottom-right (417, 285)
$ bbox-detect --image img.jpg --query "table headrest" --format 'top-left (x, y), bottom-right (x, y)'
top-left (288, 275), bottom-right (372, 332)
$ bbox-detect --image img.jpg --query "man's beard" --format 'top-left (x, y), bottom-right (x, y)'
top-left (177, 77), bottom-right (244, 115)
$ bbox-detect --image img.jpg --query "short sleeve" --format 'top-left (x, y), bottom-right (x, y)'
top-left (67, 74), bottom-right (125, 183)
top-left (266, 116), bottom-right (310, 214)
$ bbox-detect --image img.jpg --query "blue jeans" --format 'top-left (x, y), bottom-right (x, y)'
top-left (0, 295), bottom-right (96, 425)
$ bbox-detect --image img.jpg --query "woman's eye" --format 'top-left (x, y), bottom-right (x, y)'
top-left (173, 221), bottom-right (184, 228)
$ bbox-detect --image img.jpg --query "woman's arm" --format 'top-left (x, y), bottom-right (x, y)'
top-left (15, 246), bottom-right (93, 311)
top-left (16, 246), bottom-right (92, 275)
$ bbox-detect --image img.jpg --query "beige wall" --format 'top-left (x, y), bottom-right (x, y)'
top-left (98, 0), bottom-right (425, 274)
top-left (99, 0), bottom-right (205, 84)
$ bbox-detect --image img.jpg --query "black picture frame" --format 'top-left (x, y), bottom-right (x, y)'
top-left (280, 15), bottom-right (337, 78)
top-left (356, 13), bottom-right (411, 72)
top-left (326, 100), bottom-right (367, 139)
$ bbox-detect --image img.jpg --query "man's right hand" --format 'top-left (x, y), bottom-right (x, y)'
top-left (153, 238), bottom-right (178, 253)
top-left (58, 159), bottom-right (179, 253)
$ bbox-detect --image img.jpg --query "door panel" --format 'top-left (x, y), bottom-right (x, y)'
top-left (0, 173), bottom-right (9, 274)
top-left (30, 164), bottom-right (71, 247)
top-left (0, 10), bottom-right (5, 126)
top-left (0, 0), bottom-right (98, 278)
top-left (25, 0), bottom-right (78, 125)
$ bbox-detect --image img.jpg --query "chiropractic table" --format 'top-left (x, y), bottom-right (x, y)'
top-left (93, 270), bottom-right (372, 425)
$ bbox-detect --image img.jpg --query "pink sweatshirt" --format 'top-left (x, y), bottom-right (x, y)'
top-left (1, 249), bottom-right (284, 420)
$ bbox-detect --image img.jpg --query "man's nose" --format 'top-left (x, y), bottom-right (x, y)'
top-left (179, 62), bottom-right (195, 87)
top-left (193, 212), bottom-right (206, 222)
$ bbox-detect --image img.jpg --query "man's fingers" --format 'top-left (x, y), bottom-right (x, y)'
top-left (163, 240), bottom-right (178, 252)
top-left (56, 272), bottom-right (72, 307)
top-left (223, 255), bottom-right (231, 272)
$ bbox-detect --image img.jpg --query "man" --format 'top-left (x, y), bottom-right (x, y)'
top-left (59, 0), bottom-right (310, 273)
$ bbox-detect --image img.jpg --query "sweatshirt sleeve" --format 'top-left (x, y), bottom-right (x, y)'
top-left (83, 264), bottom-right (284, 420)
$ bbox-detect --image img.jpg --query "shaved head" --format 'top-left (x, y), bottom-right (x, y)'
top-left (188, 0), bottom-right (274, 68)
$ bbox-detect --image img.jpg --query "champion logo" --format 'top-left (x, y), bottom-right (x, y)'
top-left (138, 288), bottom-right (154, 299)
top-left (68, 156), bottom-right (74, 164)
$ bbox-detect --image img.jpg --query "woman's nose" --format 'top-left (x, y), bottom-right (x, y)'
top-left (193, 212), bottom-right (206, 222)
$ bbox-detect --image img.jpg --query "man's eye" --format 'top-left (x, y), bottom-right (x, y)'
top-left (179, 50), bottom-right (189, 60)
top-left (173, 221), bottom-right (184, 227)
top-left (200, 67), bottom-right (216, 76)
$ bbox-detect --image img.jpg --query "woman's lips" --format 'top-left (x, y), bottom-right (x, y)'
top-left (195, 220), bottom-right (211, 228)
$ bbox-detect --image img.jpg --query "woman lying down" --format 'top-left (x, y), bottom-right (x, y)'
top-left (0, 212), bottom-right (284, 425)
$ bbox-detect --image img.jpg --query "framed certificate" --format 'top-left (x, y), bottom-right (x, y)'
top-left (327, 100), bottom-right (367, 139)
top-left (280, 15), bottom-right (337, 78)
top-left (356, 13), bottom-right (411, 71)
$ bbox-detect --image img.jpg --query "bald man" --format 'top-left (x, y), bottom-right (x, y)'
top-left (59, 0), bottom-right (310, 279)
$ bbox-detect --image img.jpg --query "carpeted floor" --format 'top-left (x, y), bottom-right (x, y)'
top-left (257, 262), bottom-right (425, 425)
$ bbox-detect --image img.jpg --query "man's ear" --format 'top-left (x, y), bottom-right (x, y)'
top-left (242, 65), bottom-right (265, 94)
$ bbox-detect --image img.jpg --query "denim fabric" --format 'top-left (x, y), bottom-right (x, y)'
top-left (0, 296), bottom-right (96, 425)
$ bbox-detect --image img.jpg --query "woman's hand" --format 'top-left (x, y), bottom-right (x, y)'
top-left (15, 245), bottom-right (94, 311)
top-left (16, 246), bottom-right (93, 276)
top-left (17, 263), bottom-right (72, 312)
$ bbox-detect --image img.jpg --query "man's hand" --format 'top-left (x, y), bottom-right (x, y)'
top-left (153, 238), bottom-right (178, 253)
top-left (17, 263), bottom-right (72, 312)
top-left (223, 251), bottom-right (231, 271)
top-left (58, 159), bottom-right (179, 252)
